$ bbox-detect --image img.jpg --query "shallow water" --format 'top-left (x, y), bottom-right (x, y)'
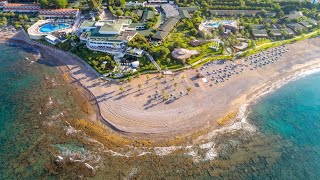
top-left (1, 43), bottom-right (320, 179)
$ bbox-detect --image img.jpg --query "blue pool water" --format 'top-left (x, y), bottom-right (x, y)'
top-left (39, 23), bottom-right (70, 33)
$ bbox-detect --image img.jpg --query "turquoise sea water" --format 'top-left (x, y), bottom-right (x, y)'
top-left (0, 43), bottom-right (320, 179)
top-left (246, 72), bottom-right (320, 179)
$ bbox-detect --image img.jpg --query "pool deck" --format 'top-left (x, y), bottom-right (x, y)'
top-left (27, 20), bottom-right (73, 40)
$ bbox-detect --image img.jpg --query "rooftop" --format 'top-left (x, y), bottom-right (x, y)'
top-left (252, 29), bottom-right (268, 37)
top-left (285, 11), bottom-right (303, 20)
top-left (210, 10), bottom-right (262, 16)
top-left (84, 29), bottom-right (137, 42)
top-left (80, 20), bottom-right (96, 28)
top-left (152, 31), bottom-right (169, 40)
top-left (179, 6), bottom-right (198, 12)
top-left (133, 9), bottom-right (143, 17)
top-left (270, 29), bottom-right (282, 36)
top-left (287, 23), bottom-right (306, 32)
top-left (282, 27), bottom-right (295, 35)
top-left (99, 23), bottom-right (122, 33)
top-left (39, 8), bottom-right (78, 14)
top-left (179, 10), bottom-right (191, 19)
top-left (142, 10), bottom-right (155, 21)
top-left (251, 24), bottom-right (266, 30)
top-left (299, 21), bottom-right (312, 28)
top-left (159, 17), bottom-right (179, 32)
top-left (128, 23), bottom-right (146, 28)
top-left (161, 3), bottom-right (179, 18)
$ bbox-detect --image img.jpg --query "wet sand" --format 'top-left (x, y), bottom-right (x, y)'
top-left (1, 30), bottom-right (319, 139)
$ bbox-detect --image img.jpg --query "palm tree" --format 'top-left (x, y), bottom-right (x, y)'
top-left (174, 82), bottom-right (178, 91)
top-left (187, 87), bottom-right (191, 95)
top-left (146, 74), bottom-right (150, 84)
top-left (119, 86), bottom-right (124, 93)
top-left (138, 84), bottom-right (142, 91)
top-left (181, 74), bottom-right (186, 83)
top-left (128, 76), bottom-right (133, 83)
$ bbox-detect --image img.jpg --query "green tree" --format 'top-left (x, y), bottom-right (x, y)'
top-left (54, 0), bottom-right (67, 8)
top-left (115, 9), bottom-right (124, 16)
top-left (119, 86), bottom-right (124, 93)
top-left (39, 0), bottom-right (49, 8)
top-left (186, 87), bottom-right (191, 94)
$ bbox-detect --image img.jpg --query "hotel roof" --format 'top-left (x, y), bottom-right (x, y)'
top-left (282, 28), bottom-right (295, 35)
top-left (179, 6), bottom-right (198, 12)
top-left (299, 21), bottom-right (312, 28)
top-left (285, 11), bottom-right (303, 20)
top-left (84, 29), bottom-right (137, 42)
top-left (142, 10), bottom-right (155, 21)
top-left (39, 8), bottom-right (79, 16)
top-left (133, 9), bottom-right (143, 17)
top-left (3, 3), bottom-right (40, 10)
top-left (159, 17), bottom-right (179, 32)
top-left (287, 23), bottom-right (306, 32)
top-left (80, 20), bottom-right (96, 28)
top-left (210, 10), bottom-right (262, 16)
top-left (270, 29), bottom-right (282, 36)
top-left (99, 23), bottom-right (122, 33)
top-left (179, 10), bottom-right (191, 19)
top-left (152, 31), bottom-right (169, 40)
top-left (252, 29), bottom-right (268, 37)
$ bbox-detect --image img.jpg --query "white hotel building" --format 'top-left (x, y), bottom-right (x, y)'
top-left (79, 19), bottom-right (144, 52)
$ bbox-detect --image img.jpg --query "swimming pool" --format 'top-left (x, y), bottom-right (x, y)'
top-left (39, 23), bottom-right (71, 33)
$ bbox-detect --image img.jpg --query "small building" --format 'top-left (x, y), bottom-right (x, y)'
top-left (159, 17), bottom-right (179, 32)
top-left (179, 10), bottom-right (191, 19)
top-left (282, 28), bottom-right (295, 35)
top-left (126, 48), bottom-right (144, 57)
top-left (125, 1), bottom-right (145, 7)
top-left (252, 29), bottom-right (268, 38)
top-left (133, 9), bottom-right (144, 18)
top-left (39, 9), bottom-right (79, 19)
top-left (285, 11), bottom-right (303, 20)
top-left (307, 18), bottom-right (318, 26)
top-left (153, 17), bottom-right (179, 41)
top-left (45, 34), bottom-right (59, 45)
top-left (131, 61), bottom-right (140, 68)
top-left (287, 23), bottom-right (306, 33)
top-left (127, 23), bottom-right (146, 30)
top-left (52, 32), bottom-right (68, 43)
top-left (251, 24), bottom-right (268, 38)
top-left (299, 21), bottom-right (312, 28)
top-left (3, 3), bottom-right (40, 13)
top-left (147, 0), bottom-right (168, 3)
top-left (210, 10), bottom-right (262, 17)
top-left (0, 1), bottom-right (7, 8)
top-left (142, 10), bottom-right (155, 22)
top-left (270, 29), bottom-right (282, 37)
top-left (179, 6), bottom-right (198, 13)
top-left (270, 24), bottom-right (283, 37)
top-left (152, 31), bottom-right (169, 41)
top-left (79, 20), bottom-right (97, 32)
top-left (161, 3), bottom-right (179, 18)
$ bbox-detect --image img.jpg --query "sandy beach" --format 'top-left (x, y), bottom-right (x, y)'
top-left (1, 29), bottom-right (320, 139)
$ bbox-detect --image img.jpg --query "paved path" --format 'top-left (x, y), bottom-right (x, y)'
top-left (145, 51), bottom-right (161, 71)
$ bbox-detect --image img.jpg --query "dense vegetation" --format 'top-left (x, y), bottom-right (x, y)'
top-left (39, 0), bottom-right (68, 8)
top-left (0, 12), bottom-right (37, 29)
